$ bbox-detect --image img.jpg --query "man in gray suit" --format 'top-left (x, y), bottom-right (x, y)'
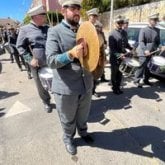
top-left (16, 5), bottom-right (52, 113)
top-left (46, 0), bottom-right (94, 155)
top-left (134, 13), bottom-right (160, 87)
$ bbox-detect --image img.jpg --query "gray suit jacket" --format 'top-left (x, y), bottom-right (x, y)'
top-left (46, 21), bottom-right (93, 95)
top-left (16, 22), bottom-right (49, 66)
top-left (137, 26), bottom-right (160, 57)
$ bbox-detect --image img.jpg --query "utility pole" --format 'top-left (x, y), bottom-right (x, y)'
top-left (110, 0), bottom-right (114, 32)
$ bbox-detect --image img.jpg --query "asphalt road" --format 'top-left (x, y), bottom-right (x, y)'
top-left (0, 52), bottom-right (165, 165)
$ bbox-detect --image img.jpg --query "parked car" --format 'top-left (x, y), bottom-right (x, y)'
top-left (127, 22), bottom-right (165, 47)
top-left (127, 22), bottom-right (165, 79)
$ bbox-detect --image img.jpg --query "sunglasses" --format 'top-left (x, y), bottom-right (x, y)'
top-left (91, 14), bottom-right (98, 17)
top-left (150, 18), bottom-right (159, 21)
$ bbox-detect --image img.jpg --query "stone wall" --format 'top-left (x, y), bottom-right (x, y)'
top-left (100, 1), bottom-right (165, 30)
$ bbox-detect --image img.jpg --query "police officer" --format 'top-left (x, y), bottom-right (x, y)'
top-left (16, 5), bottom-right (52, 113)
top-left (46, 0), bottom-right (94, 155)
top-left (134, 13), bottom-right (160, 87)
top-left (109, 15), bottom-right (132, 94)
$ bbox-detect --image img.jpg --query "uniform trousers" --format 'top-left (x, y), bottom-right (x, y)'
top-left (25, 62), bottom-right (32, 78)
top-left (134, 56), bottom-right (151, 83)
top-left (111, 64), bottom-right (122, 91)
top-left (92, 80), bottom-right (97, 94)
top-left (4, 44), bottom-right (13, 62)
top-left (10, 46), bottom-right (26, 69)
top-left (54, 91), bottom-right (92, 144)
top-left (30, 66), bottom-right (51, 104)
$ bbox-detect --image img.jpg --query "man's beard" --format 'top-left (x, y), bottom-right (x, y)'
top-left (66, 16), bottom-right (80, 26)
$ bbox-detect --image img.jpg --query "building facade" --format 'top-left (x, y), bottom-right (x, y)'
top-left (0, 18), bottom-right (19, 28)
top-left (31, 0), bottom-right (60, 11)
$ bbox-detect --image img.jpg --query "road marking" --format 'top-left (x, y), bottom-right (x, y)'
top-left (5, 101), bottom-right (31, 118)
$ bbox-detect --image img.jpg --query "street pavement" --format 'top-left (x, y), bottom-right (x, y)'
top-left (0, 52), bottom-right (165, 165)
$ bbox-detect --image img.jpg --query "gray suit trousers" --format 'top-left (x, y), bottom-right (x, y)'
top-left (54, 91), bottom-right (92, 144)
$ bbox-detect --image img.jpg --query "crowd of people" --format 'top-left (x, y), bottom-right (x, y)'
top-left (0, 0), bottom-right (164, 155)
top-left (0, 26), bottom-right (27, 72)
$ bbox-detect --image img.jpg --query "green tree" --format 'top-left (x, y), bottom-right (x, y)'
top-left (81, 0), bottom-right (110, 17)
top-left (82, 0), bottom-right (101, 11)
top-left (82, 0), bottom-right (163, 14)
top-left (100, 0), bottom-right (110, 12)
top-left (23, 15), bottom-right (31, 25)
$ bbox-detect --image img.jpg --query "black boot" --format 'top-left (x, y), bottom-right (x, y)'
top-left (112, 86), bottom-right (123, 95)
top-left (19, 67), bottom-right (23, 71)
top-left (93, 91), bottom-right (100, 97)
top-left (10, 54), bottom-right (14, 63)
top-left (43, 102), bottom-right (52, 113)
top-left (65, 142), bottom-right (77, 155)
top-left (28, 73), bottom-right (32, 79)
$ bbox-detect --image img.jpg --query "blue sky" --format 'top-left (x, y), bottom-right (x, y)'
top-left (0, 0), bottom-right (32, 22)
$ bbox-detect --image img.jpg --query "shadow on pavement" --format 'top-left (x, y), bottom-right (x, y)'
top-left (0, 108), bottom-right (5, 111)
top-left (0, 91), bottom-right (19, 100)
top-left (75, 126), bottom-right (165, 162)
top-left (89, 97), bottom-right (109, 123)
top-left (125, 86), bottom-right (162, 100)
top-left (89, 81), bottom-right (164, 123)
top-left (0, 58), bottom-right (11, 62)
top-left (154, 80), bottom-right (165, 88)
top-left (0, 112), bottom-right (6, 118)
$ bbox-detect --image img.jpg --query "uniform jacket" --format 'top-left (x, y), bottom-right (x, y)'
top-left (137, 26), bottom-right (160, 57)
top-left (109, 28), bottom-right (131, 65)
top-left (46, 20), bottom-right (93, 95)
top-left (8, 31), bottom-right (18, 54)
top-left (16, 22), bottom-right (49, 66)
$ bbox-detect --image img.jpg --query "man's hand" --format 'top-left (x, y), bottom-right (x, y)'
top-left (30, 58), bottom-right (39, 67)
top-left (144, 50), bottom-right (151, 56)
top-left (81, 39), bottom-right (88, 57)
top-left (68, 43), bottom-right (84, 59)
top-left (120, 53), bottom-right (125, 60)
top-left (160, 46), bottom-right (165, 52)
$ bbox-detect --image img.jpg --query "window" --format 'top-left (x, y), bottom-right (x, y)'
top-left (127, 28), bottom-right (140, 42)
top-left (160, 29), bottom-right (165, 46)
